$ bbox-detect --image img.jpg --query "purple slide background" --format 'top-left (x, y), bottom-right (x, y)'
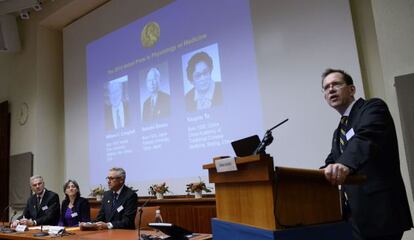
top-left (86, 0), bottom-right (263, 185)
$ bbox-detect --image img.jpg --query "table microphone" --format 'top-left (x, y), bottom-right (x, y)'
top-left (32, 201), bottom-right (58, 237)
top-left (1, 208), bottom-right (17, 234)
top-left (0, 205), bottom-right (10, 232)
top-left (32, 225), bottom-right (49, 237)
top-left (138, 197), bottom-right (152, 240)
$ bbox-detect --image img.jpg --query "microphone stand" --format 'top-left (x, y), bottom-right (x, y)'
top-left (32, 201), bottom-right (58, 237)
top-left (0, 209), bottom-right (17, 234)
top-left (137, 197), bottom-right (152, 240)
top-left (4, 210), bottom-right (18, 233)
top-left (253, 130), bottom-right (274, 155)
top-left (33, 225), bottom-right (49, 237)
top-left (253, 118), bottom-right (288, 155)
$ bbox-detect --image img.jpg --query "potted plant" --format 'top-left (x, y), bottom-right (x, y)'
top-left (148, 182), bottom-right (170, 199)
top-left (90, 185), bottom-right (105, 201)
top-left (186, 178), bottom-right (212, 198)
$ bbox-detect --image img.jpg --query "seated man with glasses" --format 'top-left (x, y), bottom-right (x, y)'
top-left (94, 167), bottom-right (137, 229)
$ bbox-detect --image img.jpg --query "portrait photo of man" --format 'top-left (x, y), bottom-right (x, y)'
top-left (105, 77), bottom-right (129, 130)
top-left (183, 44), bottom-right (222, 112)
top-left (141, 66), bottom-right (171, 122)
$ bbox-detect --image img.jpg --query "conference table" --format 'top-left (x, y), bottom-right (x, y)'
top-left (0, 226), bottom-right (212, 240)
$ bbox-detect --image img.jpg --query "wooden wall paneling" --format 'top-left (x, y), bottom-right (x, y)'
top-left (89, 196), bottom-right (216, 233)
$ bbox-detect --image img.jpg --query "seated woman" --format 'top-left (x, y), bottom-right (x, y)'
top-left (59, 179), bottom-right (91, 227)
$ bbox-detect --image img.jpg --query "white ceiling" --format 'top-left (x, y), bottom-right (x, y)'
top-left (0, 0), bottom-right (109, 30)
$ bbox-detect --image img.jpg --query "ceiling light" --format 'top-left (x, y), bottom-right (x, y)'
top-left (20, 10), bottom-right (29, 20)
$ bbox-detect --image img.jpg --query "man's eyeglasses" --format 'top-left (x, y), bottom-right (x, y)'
top-left (322, 82), bottom-right (348, 93)
top-left (106, 176), bottom-right (121, 181)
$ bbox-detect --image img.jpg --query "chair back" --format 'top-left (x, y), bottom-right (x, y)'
top-left (90, 207), bottom-right (100, 221)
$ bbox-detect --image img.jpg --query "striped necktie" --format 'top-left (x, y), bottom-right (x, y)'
top-left (339, 116), bottom-right (348, 153)
top-left (36, 196), bottom-right (41, 214)
top-left (111, 192), bottom-right (118, 212)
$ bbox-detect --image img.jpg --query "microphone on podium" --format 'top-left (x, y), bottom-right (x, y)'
top-left (254, 118), bottom-right (288, 155)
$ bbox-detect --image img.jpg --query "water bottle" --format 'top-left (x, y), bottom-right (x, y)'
top-left (154, 209), bottom-right (163, 223)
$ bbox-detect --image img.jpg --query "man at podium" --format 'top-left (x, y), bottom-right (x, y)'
top-left (321, 68), bottom-right (412, 240)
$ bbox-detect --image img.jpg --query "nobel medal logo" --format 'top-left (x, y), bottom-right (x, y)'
top-left (141, 22), bottom-right (160, 48)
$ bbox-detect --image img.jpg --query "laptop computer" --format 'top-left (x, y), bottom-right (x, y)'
top-left (231, 135), bottom-right (261, 157)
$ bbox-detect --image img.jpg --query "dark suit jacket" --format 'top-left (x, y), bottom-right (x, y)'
top-left (96, 185), bottom-right (138, 229)
top-left (59, 196), bottom-right (91, 226)
top-left (185, 82), bottom-right (222, 112)
top-left (142, 91), bottom-right (171, 122)
top-left (19, 189), bottom-right (60, 226)
top-left (105, 102), bottom-right (129, 131)
top-left (325, 98), bottom-right (413, 238)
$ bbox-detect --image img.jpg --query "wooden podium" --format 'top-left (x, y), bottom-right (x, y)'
top-left (203, 154), bottom-right (363, 230)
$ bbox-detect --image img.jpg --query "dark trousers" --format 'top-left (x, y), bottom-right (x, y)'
top-left (352, 227), bottom-right (403, 240)
top-left (349, 216), bottom-right (404, 240)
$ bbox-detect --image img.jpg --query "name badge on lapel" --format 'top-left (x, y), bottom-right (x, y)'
top-left (346, 128), bottom-right (355, 141)
top-left (117, 205), bottom-right (124, 213)
top-left (42, 205), bottom-right (48, 211)
top-left (71, 212), bottom-right (78, 218)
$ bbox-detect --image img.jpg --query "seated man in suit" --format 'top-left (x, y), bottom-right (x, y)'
top-left (185, 51), bottom-right (222, 112)
top-left (94, 167), bottom-right (138, 229)
top-left (12, 175), bottom-right (60, 227)
top-left (142, 67), bottom-right (171, 122)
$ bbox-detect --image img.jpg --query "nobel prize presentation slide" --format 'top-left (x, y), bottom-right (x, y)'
top-left (86, 0), bottom-right (263, 188)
